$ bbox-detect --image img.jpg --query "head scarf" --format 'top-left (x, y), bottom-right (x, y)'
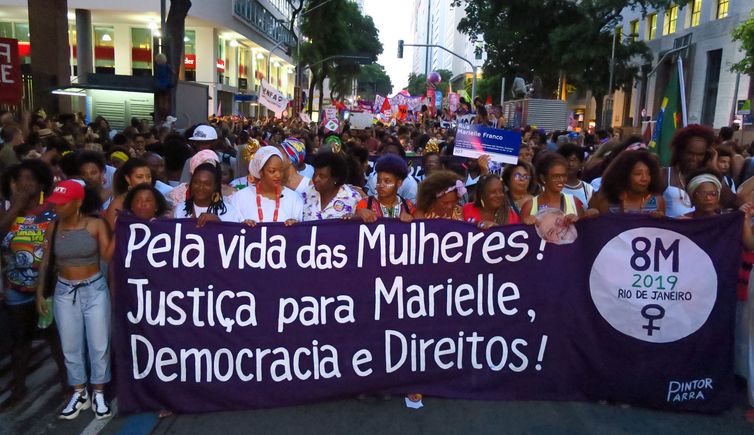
top-left (110, 151), bottom-right (130, 163)
top-left (189, 149), bottom-right (219, 174)
top-left (281, 137), bottom-right (306, 166)
top-left (686, 174), bottom-right (722, 198)
top-left (248, 146), bottom-right (284, 179)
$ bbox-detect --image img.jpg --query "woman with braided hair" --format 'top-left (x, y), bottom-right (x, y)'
top-left (174, 162), bottom-right (241, 225)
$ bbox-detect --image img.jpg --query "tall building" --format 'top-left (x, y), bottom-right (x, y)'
top-left (410, 0), bottom-right (485, 92)
top-left (0, 0), bottom-right (298, 126)
top-left (612, 0), bottom-right (751, 129)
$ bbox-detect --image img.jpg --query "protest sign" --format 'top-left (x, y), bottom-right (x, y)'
top-left (324, 107), bottom-right (338, 121)
top-left (259, 80), bottom-right (289, 115)
top-left (454, 124), bottom-right (521, 164)
top-left (448, 93), bottom-right (459, 115)
top-left (456, 114), bottom-right (475, 126)
top-left (0, 38), bottom-right (22, 105)
top-left (114, 214), bottom-right (739, 414)
top-left (299, 112), bottom-right (312, 124)
top-left (350, 112), bottom-right (374, 129)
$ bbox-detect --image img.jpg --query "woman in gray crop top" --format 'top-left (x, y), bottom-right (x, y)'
top-left (35, 180), bottom-right (114, 421)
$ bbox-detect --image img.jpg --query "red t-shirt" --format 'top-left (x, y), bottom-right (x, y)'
top-left (462, 203), bottom-right (519, 225)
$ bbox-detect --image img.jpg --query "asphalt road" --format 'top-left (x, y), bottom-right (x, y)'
top-left (1, 341), bottom-right (752, 435)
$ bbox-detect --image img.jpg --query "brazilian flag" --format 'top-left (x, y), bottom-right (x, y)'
top-left (649, 64), bottom-right (682, 166)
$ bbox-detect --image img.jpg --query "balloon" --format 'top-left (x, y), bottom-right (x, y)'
top-left (427, 71), bottom-right (441, 85)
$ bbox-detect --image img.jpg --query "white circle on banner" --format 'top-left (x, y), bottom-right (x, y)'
top-left (589, 227), bottom-right (717, 343)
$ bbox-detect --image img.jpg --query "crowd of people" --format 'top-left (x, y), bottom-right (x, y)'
top-left (0, 107), bottom-right (753, 420)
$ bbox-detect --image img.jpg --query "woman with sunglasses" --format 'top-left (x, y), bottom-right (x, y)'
top-left (520, 153), bottom-right (591, 225)
top-left (502, 162), bottom-right (538, 216)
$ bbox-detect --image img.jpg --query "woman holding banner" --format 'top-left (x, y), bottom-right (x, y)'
top-left (413, 171), bottom-right (466, 220)
top-left (463, 175), bottom-right (519, 228)
top-left (589, 150), bottom-right (666, 216)
top-left (355, 154), bottom-right (414, 223)
top-left (174, 162), bottom-right (241, 224)
top-left (520, 154), bottom-right (593, 225)
top-left (302, 152), bottom-right (361, 221)
top-left (502, 162), bottom-right (538, 216)
top-left (663, 125), bottom-right (740, 217)
top-left (683, 171), bottom-right (724, 218)
top-left (36, 180), bottom-right (113, 420)
top-left (232, 146), bottom-right (303, 226)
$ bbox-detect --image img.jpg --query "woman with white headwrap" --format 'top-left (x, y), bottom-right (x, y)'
top-left (683, 172), bottom-right (723, 218)
top-left (230, 146), bottom-right (303, 226)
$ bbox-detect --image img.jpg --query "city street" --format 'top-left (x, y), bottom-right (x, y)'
top-left (1, 342), bottom-right (752, 435)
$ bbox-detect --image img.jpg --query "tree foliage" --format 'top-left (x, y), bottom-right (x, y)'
top-left (356, 63), bottom-right (393, 100)
top-left (300, 0), bottom-right (382, 112)
top-left (732, 11), bottom-right (754, 75)
top-left (451, 0), bottom-right (675, 125)
top-left (405, 69), bottom-right (452, 96)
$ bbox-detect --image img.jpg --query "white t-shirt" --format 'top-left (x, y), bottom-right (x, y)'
top-left (298, 164), bottom-right (314, 179)
top-left (294, 176), bottom-right (311, 196)
top-left (103, 165), bottom-right (116, 190)
top-left (173, 201), bottom-right (242, 222)
top-left (231, 185), bottom-right (304, 223)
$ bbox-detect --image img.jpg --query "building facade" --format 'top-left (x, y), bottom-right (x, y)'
top-left (613, 0), bottom-right (751, 129)
top-left (410, 0), bottom-right (485, 91)
top-left (0, 0), bottom-right (298, 125)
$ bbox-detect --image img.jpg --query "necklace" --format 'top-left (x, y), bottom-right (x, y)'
top-left (256, 186), bottom-right (281, 222)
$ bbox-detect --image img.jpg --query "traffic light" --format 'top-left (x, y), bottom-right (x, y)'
top-left (398, 40), bottom-right (404, 59)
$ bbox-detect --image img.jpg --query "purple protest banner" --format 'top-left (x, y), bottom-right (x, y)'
top-left (113, 213), bottom-right (740, 414)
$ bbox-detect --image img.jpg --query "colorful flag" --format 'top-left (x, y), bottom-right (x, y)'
top-left (649, 64), bottom-right (681, 166)
top-left (380, 97), bottom-right (391, 114)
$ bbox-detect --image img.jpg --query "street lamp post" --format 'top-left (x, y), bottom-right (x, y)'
top-left (399, 42), bottom-right (478, 103)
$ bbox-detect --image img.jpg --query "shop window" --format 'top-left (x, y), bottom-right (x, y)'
top-left (94, 26), bottom-right (115, 74)
top-left (184, 29), bottom-right (196, 81)
top-left (0, 22), bottom-right (13, 38)
top-left (132, 28), bottom-right (153, 77)
top-left (13, 23), bottom-right (30, 64)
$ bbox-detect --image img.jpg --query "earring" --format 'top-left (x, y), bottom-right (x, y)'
top-left (39, 191), bottom-right (44, 205)
top-left (480, 199), bottom-right (486, 209)
top-left (212, 192), bottom-right (221, 203)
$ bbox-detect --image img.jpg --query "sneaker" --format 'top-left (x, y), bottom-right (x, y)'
top-left (59, 389), bottom-right (90, 420)
top-left (92, 391), bottom-right (112, 420)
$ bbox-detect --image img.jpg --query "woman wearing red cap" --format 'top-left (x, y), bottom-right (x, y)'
top-left (37, 180), bottom-right (113, 421)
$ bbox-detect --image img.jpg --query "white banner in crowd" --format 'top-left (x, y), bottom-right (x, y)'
top-left (259, 80), bottom-right (289, 116)
top-left (349, 112), bottom-right (375, 129)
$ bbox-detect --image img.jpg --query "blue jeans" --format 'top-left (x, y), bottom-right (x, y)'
top-left (53, 272), bottom-right (111, 386)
